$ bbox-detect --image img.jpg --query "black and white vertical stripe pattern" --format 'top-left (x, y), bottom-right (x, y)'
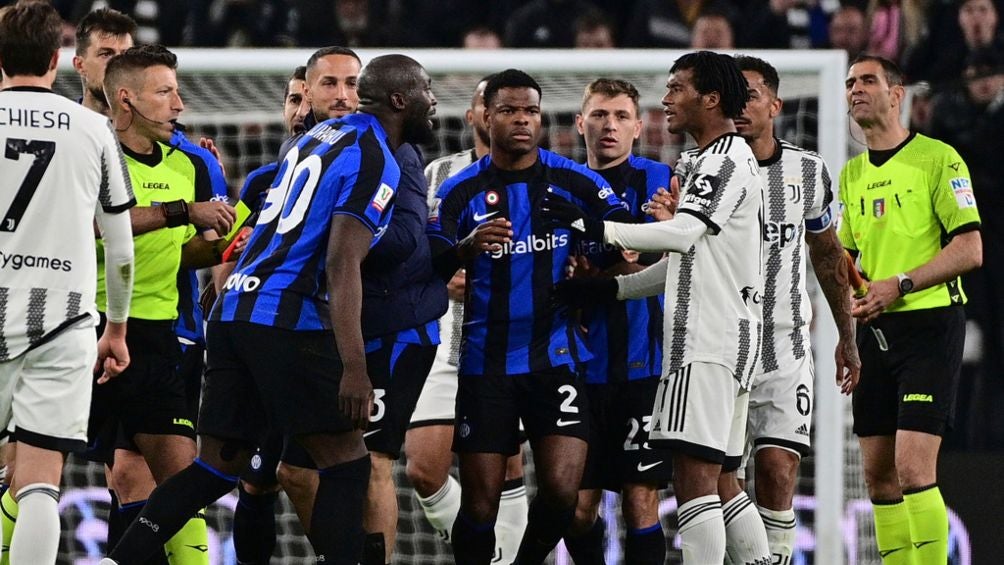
top-left (761, 160), bottom-right (786, 373)
top-left (668, 249), bottom-right (696, 373)
top-left (0, 288), bottom-right (8, 361)
top-left (26, 288), bottom-right (47, 346)
top-left (663, 365), bottom-right (692, 433)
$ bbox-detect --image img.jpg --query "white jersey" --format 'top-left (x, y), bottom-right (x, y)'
top-left (424, 149), bottom-right (478, 366)
top-left (759, 139), bottom-right (833, 373)
top-left (666, 134), bottom-right (764, 388)
top-left (0, 88), bottom-right (134, 361)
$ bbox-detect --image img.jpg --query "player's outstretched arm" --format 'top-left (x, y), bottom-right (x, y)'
top-left (615, 256), bottom-right (670, 300)
top-left (327, 215), bottom-right (376, 430)
top-left (603, 212), bottom-right (709, 253)
top-left (806, 227), bottom-right (860, 394)
top-left (95, 206), bottom-right (134, 383)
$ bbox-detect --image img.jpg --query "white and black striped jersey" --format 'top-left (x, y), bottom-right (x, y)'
top-left (0, 87), bottom-right (134, 361)
top-left (758, 139), bottom-right (833, 373)
top-left (424, 149), bottom-right (477, 366)
top-left (666, 133), bottom-right (764, 389)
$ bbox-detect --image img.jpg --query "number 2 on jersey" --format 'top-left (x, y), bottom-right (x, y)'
top-left (2, 139), bottom-right (55, 232)
top-left (258, 145), bottom-right (322, 233)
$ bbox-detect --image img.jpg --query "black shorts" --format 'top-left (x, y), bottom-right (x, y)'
top-left (178, 341), bottom-right (205, 425)
top-left (82, 318), bottom-right (192, 463)
top-left (279, 339), bottom-right (437, 467)
top-left (853, 305), bottom-right (965, 437)
top-left (199, 321), bottom-right (354, 445)
top-left (581, 378), bottom-right (673, 491)
top-left (453, 367), bottom-right (589, 456)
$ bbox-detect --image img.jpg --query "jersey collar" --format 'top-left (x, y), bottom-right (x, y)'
top-left (696, 131), bottom-right (743, 156)
top-left (757, 137), bottom-right (783, 168)
top-left (3, 86), bottom-right (52, 93)
top-left (121, 141), bottom-right (164, 167)
top-left (868, 131), bottom-right (916, 167)
top-left (592, 156), bottom-right (634, 193)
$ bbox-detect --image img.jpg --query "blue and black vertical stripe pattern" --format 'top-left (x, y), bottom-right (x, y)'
top-left (427, 148), bottom-right (633, 377)
top-left (214, 113), bottom-right (400, 331)
top-left (582, 155), bottom-right (668, 384)
top-left (168, 132), bottom-right (229, 345)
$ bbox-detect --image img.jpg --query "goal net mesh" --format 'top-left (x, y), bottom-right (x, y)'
top-left (49, 49), bottom-right (880, 565)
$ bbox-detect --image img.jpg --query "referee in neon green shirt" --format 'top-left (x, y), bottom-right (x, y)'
top-left (839, 55), bottom-right (983, 565)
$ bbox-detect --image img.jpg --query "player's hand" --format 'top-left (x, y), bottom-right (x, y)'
top-left (189, 200), bottom-right (237, 235)
top-left (646, 177), bottom-right (681, 221)
top-left (457, 218), bottom-right (512, 260)
top-left (447, 269), bottom-right (466, 301)
top-left (540, 193), bottom-right (605, 242)
top-left (835, 334), bottom-right (861, 394)
top-left (551, 277), bottom-right (618, 310)
top-left (95, 322), bottom-right (130, 384)
top-left (338, 367), bottom-right (374, 430)
top-left (199, 136), bottom-right (227, 179)
top-left (851, 277), bottom-right (899, 322)
top-left (566, 255), bottom-right (599, 280)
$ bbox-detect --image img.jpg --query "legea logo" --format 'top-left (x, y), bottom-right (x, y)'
top-left (489, 233), bottom-right (569, 259)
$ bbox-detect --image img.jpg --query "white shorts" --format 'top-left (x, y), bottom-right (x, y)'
top-left (649, 362), bottom-right (748, 466)
top-left (0, 322), bottom-right (96, 452)
top-left (409, 303), bottom-right (459, 427)
top-left (746, 352), bottom-right (813, 457)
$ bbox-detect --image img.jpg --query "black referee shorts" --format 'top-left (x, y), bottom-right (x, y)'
top-left (852, 304), bottom-right (965, 437)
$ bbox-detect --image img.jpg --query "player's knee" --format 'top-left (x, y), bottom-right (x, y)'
top-left (463, 496), bottom-right (501, 523)
top-left (754, 448), bottom-right (800, 506)
top-left (569, 497), bottom-right (600, 534)
top-left (622, 486), bottom-right (659, 528)
top-left (893, 456), bottom-right (935, 491)
top-left (276, 463), bottom-right (314, 495)
top-left (404, 459), bottom-right (443, 495)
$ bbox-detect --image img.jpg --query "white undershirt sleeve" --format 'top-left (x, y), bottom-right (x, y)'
top-left (603, 212), bottom-right (710, 253)
top-left (616, 256), bottom-right (669, 300)
top-left (95, 208), bottom-right (134, 323)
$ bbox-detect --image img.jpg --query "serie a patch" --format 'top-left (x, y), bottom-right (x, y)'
top-left (949, 177), bottom-right (976, 209)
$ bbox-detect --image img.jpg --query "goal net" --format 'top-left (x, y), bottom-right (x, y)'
top-left (49, 47), bottom-right (890, 565)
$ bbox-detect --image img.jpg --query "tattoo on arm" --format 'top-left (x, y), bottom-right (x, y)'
top-left (807, 228), bottom-right (854, 338)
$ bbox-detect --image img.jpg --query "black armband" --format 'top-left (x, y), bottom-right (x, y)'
top-left (162, 199), bottom-right (190, 228)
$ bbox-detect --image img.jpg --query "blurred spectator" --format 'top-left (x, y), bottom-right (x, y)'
top-left (690, 10), bottom-right (734, 49)
top-left (828, 4), bottom-right (868, 59)
top-left (737, 0), bottom-right (795, 48)
top-left (72, 0), bottom-right (188, 45)
top-left (187, 0), bottom-right (290, 46)
top-left (405, 0), bottom-right (515, 47)
top-left (463, 26), bottom-right (503, 48)
top-left (908, 81), bottom-right (934, 133)
top-left (285, 0), bottom-right (392, 47)
top-left (574, 9), bottom-right (616, 48)
top-left (505, 0), bottom-right (601, 47)
top-left (905, 0), bottom-right (1004, 85)
top-left (865, 0), bottom-right (927, 63)
top-left (622, 0), bottom-right (737, 47)
top-left (928, 47), bottom-right (1004, 448)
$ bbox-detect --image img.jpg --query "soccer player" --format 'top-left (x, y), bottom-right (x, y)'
top-left (226, 64), bottom-right (309, 565)
top-left (0, 3), bottom-right (135, 562)
top-left (428, 69), bottom-right (635, 565)
top-left (99, 54), bottom-right (438, 565)
top-left (724, 54), bottom-right (859, 565)
top-left (543, 51), bottom-right (765, 564)
top-left (73, 8), bottom-right (136, 116)
top-left (404, 76), bottom-right (530, 564)
top-left (561, 78), bottom-right (671, 565)
top-left (840, 55), bottom-right (982, 565)
top-left (96, 44), bottom-right (236, 564)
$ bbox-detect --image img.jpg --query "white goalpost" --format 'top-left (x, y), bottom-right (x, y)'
top-left (54, 47), bottom-right (853, 565)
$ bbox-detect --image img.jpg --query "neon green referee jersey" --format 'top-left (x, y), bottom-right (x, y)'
top-left (838, 133), bottom-right (981, 313)
top-left (96, 142), bottom-right (202, 321)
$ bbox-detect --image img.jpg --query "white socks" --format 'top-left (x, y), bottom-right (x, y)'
top-left (11, 483), bottom-right (60, 565)
top-left (496, 483), bottom-right (528, 565)
top-left (722, 492), bottom-right (770, 564)
top-left (417, 475), bottom-right (462, 542)
top-left (758, 505), bottom-right (796, 565)
top-left (678, 495), bottom-right (725, 564)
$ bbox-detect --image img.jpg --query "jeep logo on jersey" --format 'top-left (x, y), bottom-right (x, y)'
top-left (224, 273), bottom-right (261, 292)
top-left (764, 221), bottom-right (798, 249)
top-left (489, 232), bottom-right (569, 259)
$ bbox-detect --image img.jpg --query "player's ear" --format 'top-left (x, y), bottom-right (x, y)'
top-left (703, 90), bottom-right (720, 110)
top-left (72, 54), bottom-right (84, 74)
top-left (770, 96), bottom-right (783, 119)
top-left (889, 84), bottom-right (906, 108)
top-left (389, 91), bottom-right (406, 111)
top-left (575, 113), bottom-right (585, 135)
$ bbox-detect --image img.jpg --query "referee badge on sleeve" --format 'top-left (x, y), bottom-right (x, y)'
top-left (950, 178), bottom-right (976, 208)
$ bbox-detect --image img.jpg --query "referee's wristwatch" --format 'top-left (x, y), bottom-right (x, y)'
top-left (896, 273), bottom-right (914, 297)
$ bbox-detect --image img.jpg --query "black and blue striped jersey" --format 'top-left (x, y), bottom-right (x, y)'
top-left (170, 130), bottom-right (229, 345)
top-left (427, 148), bottom-right (633, 377)
top-left (582, 155), bottom-right (669, 384)
top-left (213, 113), bottom-right (399, 331)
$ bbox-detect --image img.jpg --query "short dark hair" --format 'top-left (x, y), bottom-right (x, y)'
top-left (306, 46), bottom-right (361, 79)
top-left (849, 54), bottom-right (904, 86)
top-left (575, 9), bottom-right (613, 36)
top-left (104, 44), bottom-right (178, 94)
top-left (733, 55), bottom-right (780, 96)
top-left (0, 1), bottom-right (62, 77)
top-left (484, 69), bottom-right (542, 106)
top-left (75, 8), bottom-right (136, 56)
top-left (670, 51), bottom-right (749, 119)
top-left (283, 65), bottom-right (307, 100)
top-left (581, 78), bottom-right (640, 114)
